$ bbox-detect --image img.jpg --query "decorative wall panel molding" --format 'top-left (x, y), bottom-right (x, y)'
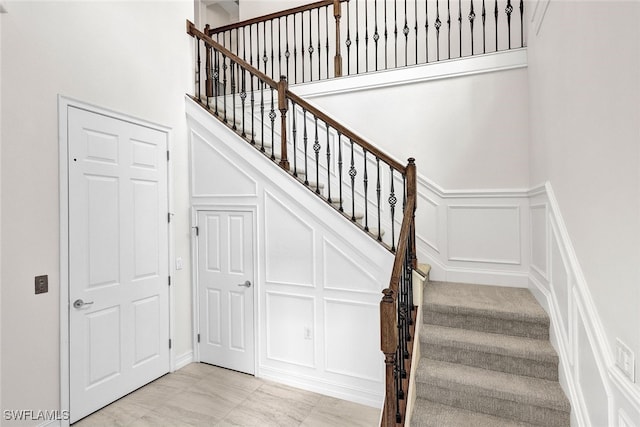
top-left (322, 238), bottom-right (379, 294)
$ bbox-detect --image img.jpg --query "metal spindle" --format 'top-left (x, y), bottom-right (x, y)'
top-left (314, 117), bottom-right (321, 193)
top-left (260, 80), bottom-right (265, 152)
top-left (326, 122), bottom-right (332, 202)
top-left (222, 54), bottom-right (227, 122)
top-left (520, 0), bottom-right (524, 47)
top-left (494, 0), bottom-right (498, 50)
top-left (403, 0), bottom-right (409, 66)
top-left (346, 0), bottom-right (351, 74)
top-left (294, 14), bottom-right (298, 83)
top-left (482, 0), bottom-right (486, 53)
top-left (301, 12), bottom-right (306, 82)
top-left (506, 0), bottom-right (513, 49)
top-left (425, 0), bottom-right (429, 62)
top-left (394, 0), bottom-right (398, 67)
top-left (263, 22), bottom-right (268, 75)
top-left (317, 8), bottom-right (321, 80)
top-left (365, 0), bottom-right (370, 72)
top-left (414, 0), bottom-right (418, 65)
top-left (270, 88), bottom-right (276, 160)
top-left (338, 132), bottom-right (344, 212)
top-left (285, 16), bottom-right (291, 80)
top-left (384, 0), bottom-right (389, 69)
top-left (250, 73), bottom-right (255, 144)
top-left (303, 109), bottom-right (309, 185)
top-left (240, 69), bottom-right (247, 137)
top-left (231, 61), bottom-right (237, 130)
top-left (214, 48), bottom-right (220, 115)
top-left (469, 0), bottom-right (476, 55)
top-left (355, 0), bottom-right (360, 74)
top-left (458, 0), bottom-right (462, 57)
top-left (326, 7), bottom-right (330, 78)
top-left (376, 157), bottom-right (382, 241)
top-left (447, 0), bottom-right (451, 59)
top-left (390, 167), bottom-right (397, 251)
top-left (292, 100), bottom-right (298, 176)
top-left (363, 149), bottom-right (369, 231)
top-left (349, 139), bottom-right (356, 221)
top-left (309, 10), bottom-right (314, 81)
top-left (435, 0), bottom-right (441, 61)
top-left (278, 18), bottom-right (282, 78)
top-left (374, 0), bottom-right (379, 70)
top-left (270, 20), bottom-right (274, 79)
top-left (249, 24), bottom-right (254, 67)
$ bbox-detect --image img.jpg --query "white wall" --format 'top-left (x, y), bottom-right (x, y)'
top-left (0, 1), bottom-right (193, 424)
top-left (187, 97), bottom-right (393, 407)
top-left (527, 1), bottom-right (640, 425)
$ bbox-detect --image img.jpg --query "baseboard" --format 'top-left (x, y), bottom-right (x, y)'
top-left (424, 253), bottom-right (529, 288)
top-left (258, 365), bottom-right (384, 409)
top-left (174, 350), bottom-right (194, 371)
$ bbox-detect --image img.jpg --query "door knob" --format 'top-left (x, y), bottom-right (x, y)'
top-left (237, 280), bottom-right (252, 288)
top-left (73, 299), bottom-right (94, 309)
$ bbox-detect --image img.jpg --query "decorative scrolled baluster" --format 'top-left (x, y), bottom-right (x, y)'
top-left (314, 117), bottom-right (321, 194)
top-left (285, 17), bottom-right (291, 81)
top-left (403, 0), bottom-right (409, 66)
top-left (231, 62), bottom-right (237, 130)
top-left (249, 24), bottom-right (254, 68)
top-left (240, 69), bottom-right (247, 137)
top-left (374, 0), bottom-right (380, 71)
top-left (269, 88), bottom-right (276, 160)
top-left (292, 100), bottom-right (298, 176)
top-left (250, 73), bottom-right (255, 144)
top-left (260, 80), bottom-right (265, 152)
top-left (214, 48), bottom-right (219, 115)
top-left (308, 10), bottom-right (314, 81)
top-left (435, 0), bottom-right (441, 61)
top-left (349, 139), bottom-right (357, 221)
top-left (389, 167), bottom-right (397, 251)
top-left (222, 54), bottom-right (228, 122)
top-left (301, 12), bottom-right (306, 82)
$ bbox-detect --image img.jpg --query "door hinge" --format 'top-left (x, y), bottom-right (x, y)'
top-left (193, 226), bottom-right (199, 236)
top-left (169, 339), bottom-right (172, 349)
top-left (197, 333), bottom-right (201, 343)
top-left (167, 150), bottom-right (170, 161)
top-left (168, 213), bottom-right (171, 223)
top-left (168, 276), bottom-right (171, 287)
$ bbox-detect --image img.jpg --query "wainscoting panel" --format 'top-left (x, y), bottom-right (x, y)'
top-left (528, 183), bottom-right (640, 427)
top-left (187, 98), bottom-right (393, 407)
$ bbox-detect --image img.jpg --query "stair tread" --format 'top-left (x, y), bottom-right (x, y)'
top-left (424, 281), bottom-right (549, 325)
top-left (415, 358), bottom-right (570, 412)
top-left (420, 324), bottom-right (558, 363)
top-left (411, 399), bottom-right (535, 427)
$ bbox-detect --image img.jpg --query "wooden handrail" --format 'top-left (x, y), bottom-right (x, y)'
top-left (207, 0), bottom-right (348, 35)
top-left (284, 90), bottom-right (406, 173)
top-left (187, 20), bottom-right (279, 90)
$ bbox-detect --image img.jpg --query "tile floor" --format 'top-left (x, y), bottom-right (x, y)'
top-left (74, 362), bottom-right (381, 426)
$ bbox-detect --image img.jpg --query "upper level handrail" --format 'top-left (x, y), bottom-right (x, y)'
top-left (207, 0), bottom-right (347, 35)
top-left (187, 20), bottom-right (278, 89)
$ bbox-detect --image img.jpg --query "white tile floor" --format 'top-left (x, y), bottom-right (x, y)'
top-left (74, 363), bottom-right (381, 426)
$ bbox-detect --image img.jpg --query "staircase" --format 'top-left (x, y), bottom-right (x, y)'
top-left (412, 281), bottom-right (570, 426)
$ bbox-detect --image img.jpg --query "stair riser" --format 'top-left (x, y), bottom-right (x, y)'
top-left (422, 344), bottom-right (559, 381)
top-left (417, 384), bottom-right (570, 427)
top-left (423, 309), bottom-right (549, 340)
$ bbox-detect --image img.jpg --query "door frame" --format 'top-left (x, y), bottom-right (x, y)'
top-left (191, 205), bottom-right (259, 374)
top-left (59, 96), bottom-right (174, 426)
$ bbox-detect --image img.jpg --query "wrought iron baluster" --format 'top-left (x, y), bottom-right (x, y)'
top-left (389, 167), bottom-right (397, 251)
top-left (447, 0), bottom-right (451, 59)
top-left (425, 0), bottom-right (429, 62)
top-left (314, 117), bottom-right (321, 194)
top-left (458, 0), bottom-right (462, 57)
top-left (394, 0), bottom-right (399, 68)
top-left (231, 61), bottom-right (237, 130)
top-left (317, 8), bottom-right (321, 80)
top-left (355, 0), bottom-right (360, 74)
top-left (469, 0), bottom-right (476, 55)
top-left (326, 122), bottom-right (331, 202)
top-left (394, 344), bottom-right (402, 423)
top-left (403, 0), bottom-right (409, 66)
top-left (376, 157), bottom-right (382, 241)
top-left (338, 132), bottom-right (344, 212)
top-left (292, 100), bottom-right (298, 176)
top-left (301, 12), bottom-right (306, 82)
top-left (240, 69), bottom-right (247, 137)
top-left (435, 0), bottom-right (441, 61)
top-left (278, 18), bottom-right (282, 78)
top-left (494, 0), bottom-right (498, 50)
top-left (293, 15), bottom-right (298, 83)
top-left (374, 0), bottom-right (379, 70)
top-left (263, 21), bottom-right (269, 76)
top-left (308, 10), bottom-right (314, 81)
top-left (346, 0), bottom-right (351, 74)
top-left (520, 0), bottom-right (524, 47)
top-left (214, 48), bottom-right (220, 115)
top-left (222, 54), bottom-right (227, 122)
top-left (250, 73), bottom-right (255, 144)
top-left (414, 0), bottom-right (418, 65)
top-left (285, 16), bottom-right (291, 81)
top-left (325, 6), bottom-right (330, 79)
top-left (236, 28), bottom-right (239, 57)
top-left (384, 0), bottom-right (389, 69)
top-left (242, 27), bottom-right (246, 62)
top-left (260, 80), bottom-right (265, 152)
top-left (270, 88), bottom-right (276, 160)
top-left (506, 0), bottom-right (513, 49)
top-left (195, 37), bottom-right (201, 100)
top-left (349, 139), bottom-right (357, 221)
top-left (363, 149), bottom-right (369, 231)
top-left (303, 109), bottom-right (309, 185)
top-left (249, 24), bottom-right (254, 67)
top-left (482, 0), bottom-right (486, 53)
top-left (365, 0), bottom-right (370, 72)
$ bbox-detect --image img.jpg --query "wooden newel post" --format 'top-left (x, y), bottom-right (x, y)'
top-left (333, 0), bottom-right (343, 77)
top-left (406, 158), bottom-right (417, 269)
top-left (380, 288), bottom-right (398, 426)
top-left (278, 76), bottom-right (290, 170)
top-left (204, 25), bottom-right (214, 98)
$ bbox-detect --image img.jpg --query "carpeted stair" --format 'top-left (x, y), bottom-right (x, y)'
top-left (411, 281), bottom-right (570, 426)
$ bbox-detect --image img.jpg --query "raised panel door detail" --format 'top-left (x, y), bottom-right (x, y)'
top-left (132, 179), bottom-right (159, 279)
top-left (229, 291), bottom-right (246, 351)
top-left (228, 215), bottom-right (245, 275)
top-left (206, 216), bottom-right (221, 272)
top-left (86, 306), bottom-right (121, 388)
top-left (206, 289), bottom-right (222, 346)
top-left (85, 129), bottom-right (119, 165)
top-left (132, 296), bottom-right (161, 366)
top-left (87, 175), bottom-right (120, 288)
top-left (131, 139), bottom-right (158, 170)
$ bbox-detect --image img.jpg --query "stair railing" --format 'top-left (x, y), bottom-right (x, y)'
top-left (188, 20), bottom-right (411, 251)
top-left (207, 0), bottom-right (524, 84)
top-left (188, 20), bottom-right (418, 425)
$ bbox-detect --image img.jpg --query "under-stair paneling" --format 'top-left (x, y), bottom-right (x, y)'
top-left (528, 183), bottom-right (640, 427)
top-left (187, 97), bottom-right (393, 407)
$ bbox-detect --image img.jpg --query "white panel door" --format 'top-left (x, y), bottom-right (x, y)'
top-left (68, 107), bottom-right (169, 422)
top-left (197, 210), bottom-right (254, 374)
